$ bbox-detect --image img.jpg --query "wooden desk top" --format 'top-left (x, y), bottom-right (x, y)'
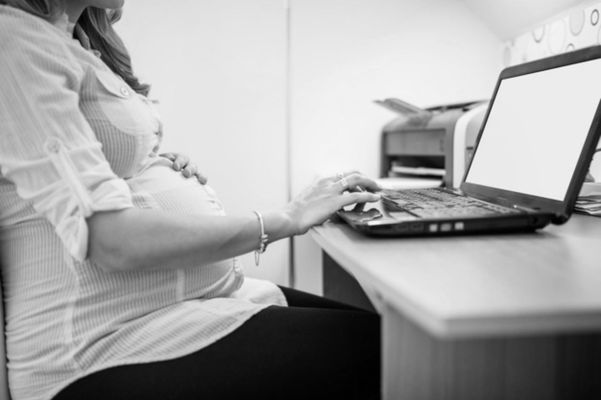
top-left (311, 214), bottom-right (601, 338)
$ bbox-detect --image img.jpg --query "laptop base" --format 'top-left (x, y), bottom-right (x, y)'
top-left (338, 207), bottom-right (552, 237)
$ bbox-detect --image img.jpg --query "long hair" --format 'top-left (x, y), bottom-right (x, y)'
top-left (0, 0), bottom-right (63, 20)
top-left (0, 0), bottom-right (150, 96)
top-left (77, 7), bottom-right (150, 95)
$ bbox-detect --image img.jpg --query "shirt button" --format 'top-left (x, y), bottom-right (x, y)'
top-left (44, 137), bottom-right (62, 154)
top-left (120, 86), bottom-right (130, 97)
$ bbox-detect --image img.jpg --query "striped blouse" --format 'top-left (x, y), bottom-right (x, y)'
top-left (0, 6), bottom-right (286, 400)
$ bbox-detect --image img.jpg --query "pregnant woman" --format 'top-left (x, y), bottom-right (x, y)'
top-left (0, 1), bottom-right (381, 399)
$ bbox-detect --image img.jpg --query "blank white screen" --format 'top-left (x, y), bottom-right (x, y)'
top-left (466, 58), bottom-right (601, 201)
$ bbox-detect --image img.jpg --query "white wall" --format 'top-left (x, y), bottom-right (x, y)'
top-left (115, 0), bottom-right (507, 293)
top-left (460, 0), bottom-right (586, 39)
top-left (289, 0), bottom-right (503, 294)
top-left (116, 0), bottom-right (290, 285)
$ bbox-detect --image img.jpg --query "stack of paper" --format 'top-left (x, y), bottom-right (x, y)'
top-left (376, 177), bottom-right (442, 190)
top-left (575, 182), bottom-right (601, 216)
top-left (390, 165), bottom-right (446, 177)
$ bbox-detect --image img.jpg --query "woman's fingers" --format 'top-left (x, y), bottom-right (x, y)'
top-left (285, 172), bottom-right (382, 233)
top-left (160, 152), bottom-right (190, 171)
top-left (172, 154), bottom-right (190, 171)
top-left (159, 152), bottom-right (176, 161)
top-left (195, 171), bottom-right (208, 184)
top-left (182, 163), bottom-right (196, 178)
top-left (337, 191), bottom-right (381, 209)
top-left (334, 173), bottom-right (381, 193)
top-left (182, 164), bottom-right (208, 184)
top-left (159, 152), bottom-right (207, 183)
top-left (331, 170), bottom-right (360, 181)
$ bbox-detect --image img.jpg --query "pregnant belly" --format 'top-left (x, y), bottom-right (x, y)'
top-left (127, 158), bottom-right (225, 215)
top-left (125, 157), bottom-right (244, 298)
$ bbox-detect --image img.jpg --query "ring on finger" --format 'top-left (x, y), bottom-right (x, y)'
top-left (336, 172), bottom-right (344, 179)
top-left (338, 177), bottom-right (349, 190)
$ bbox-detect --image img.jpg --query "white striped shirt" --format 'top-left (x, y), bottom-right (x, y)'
top-left (0, 6), bottom-right (286, 400)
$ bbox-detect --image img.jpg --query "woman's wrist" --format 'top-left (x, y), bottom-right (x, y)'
top-left (262, 210), bottom-right (298, 242)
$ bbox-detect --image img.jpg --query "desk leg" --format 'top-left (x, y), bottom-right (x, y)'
top-left (322, 252), bottom-right (376, 312)
top-left (383, 303), bottom-right (601, 400)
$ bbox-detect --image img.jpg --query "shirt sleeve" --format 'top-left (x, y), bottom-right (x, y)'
top-left (0, 17), bottom-right (133, 261)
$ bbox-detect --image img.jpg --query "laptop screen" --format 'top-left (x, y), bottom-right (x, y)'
top-left (465, 57), bottom-right (601, 201)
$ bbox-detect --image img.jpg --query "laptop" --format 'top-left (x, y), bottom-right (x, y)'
top-left (338, 45), bottom-right (601, 236)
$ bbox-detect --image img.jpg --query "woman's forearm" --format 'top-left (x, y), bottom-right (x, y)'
top-left (87, 208), bottom-right (295, 272)
top-left (87, 172), bottom-right (381, 273)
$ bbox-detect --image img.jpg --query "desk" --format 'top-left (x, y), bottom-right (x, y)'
top-left (311, 215), bottom-right (601, 400)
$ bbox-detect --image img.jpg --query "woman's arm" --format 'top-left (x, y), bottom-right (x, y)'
top-left (88, 209), bottom-right (291, 272)
top-left (88, 173), bottom-right (380, 272)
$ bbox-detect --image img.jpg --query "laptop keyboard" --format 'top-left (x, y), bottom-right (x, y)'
top-left (381, 188), bottom-right (520, 218)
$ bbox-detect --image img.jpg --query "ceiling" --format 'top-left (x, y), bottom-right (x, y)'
top-left (460, 0), bottom-right (588, 38)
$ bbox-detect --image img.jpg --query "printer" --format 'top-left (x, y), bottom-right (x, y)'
top-left (378, 99), bottom-right (489, 188)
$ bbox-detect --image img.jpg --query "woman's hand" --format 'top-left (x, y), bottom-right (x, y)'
top-left (160, 152), bottom-right (208, 184)
top-left (283, 171), bottom-right (381, 235)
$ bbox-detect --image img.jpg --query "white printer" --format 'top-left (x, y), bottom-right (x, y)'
top-left (378, 99), bottom-right (489, 188)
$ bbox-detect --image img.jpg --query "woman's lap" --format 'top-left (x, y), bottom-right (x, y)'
top-left (53, 287), bottom-right (381, 400)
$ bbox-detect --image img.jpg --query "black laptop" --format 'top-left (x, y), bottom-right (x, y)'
top-left (339, 45), bottom-right (601, 236)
